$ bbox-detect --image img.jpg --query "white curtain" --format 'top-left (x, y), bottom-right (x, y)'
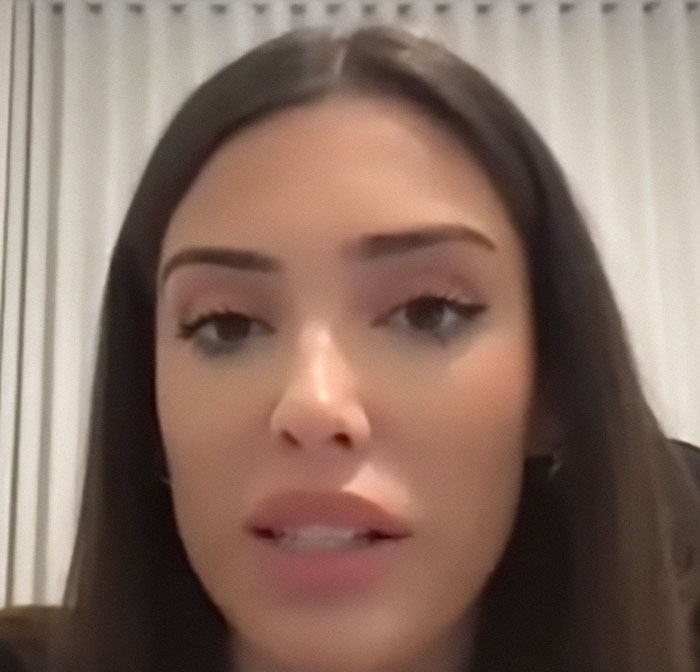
top-left (0, 0), bottom-right (698, 607)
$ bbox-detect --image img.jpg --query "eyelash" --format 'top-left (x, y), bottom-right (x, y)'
top-left (176, 292), bottom-right (488, 356)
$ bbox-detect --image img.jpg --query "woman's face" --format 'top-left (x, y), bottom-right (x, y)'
top-left (156, 94), bottom-right (541, 672)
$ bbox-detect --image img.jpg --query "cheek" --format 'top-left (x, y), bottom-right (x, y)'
top-left (155, 349), bottom-right (259, 570)
top-left (156, 342), bottom-right (266, 470)
top-left (389, 331), bottom-right (534, 571)
top-left (388, 328), bottom-right (535, 476)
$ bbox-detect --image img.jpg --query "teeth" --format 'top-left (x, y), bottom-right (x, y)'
top-left (281, 525), bottom-right (368, 539)
top-left (277, 535), bottom-right (372, 550)
top-left (274, 525), bottom-right (373, 550)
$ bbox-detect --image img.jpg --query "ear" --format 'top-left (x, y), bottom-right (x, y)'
top-left (523, 389), bottom-right (564, 460)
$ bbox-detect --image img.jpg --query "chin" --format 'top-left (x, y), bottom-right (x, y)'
top-left (232, 617), bottom-right (417, 672)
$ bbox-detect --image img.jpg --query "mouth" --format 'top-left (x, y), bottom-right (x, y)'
top-left (244, 490), bottom-right (413, 550)
top-left (252, 526), bottom-right (404, 550)
top-left (249, 525), bottom-right (408, 594)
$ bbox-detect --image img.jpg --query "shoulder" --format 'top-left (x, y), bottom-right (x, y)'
top-left (674, 438), bottom-right (700, 488)
top-left (0, 605), bottom-right (71, 672)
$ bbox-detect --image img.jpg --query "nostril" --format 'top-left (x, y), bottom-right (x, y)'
top-left (333, 432), bottom-right (351, 448)
top-left (278, 429), bottom-right (353, 448)
top-left (281, 430), bottom-right (300, 446)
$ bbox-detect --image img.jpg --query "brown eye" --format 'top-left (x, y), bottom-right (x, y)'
top-left (377, 295), bottom-right (488, 344)
top-left (206, 313), bottom-right (253, 341)
top-left (177, 310), bottom-right (273, 356)
top-left (403, 297), bottom-right (452, 332)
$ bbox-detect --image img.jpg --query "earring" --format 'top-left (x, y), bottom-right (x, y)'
top-left (548, 448), bottom-right (563, 481)
top-left (524, 449), bottom-right (563, 486)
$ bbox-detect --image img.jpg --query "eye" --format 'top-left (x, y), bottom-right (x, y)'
top-left (177, 309), bottom-right (273, 356)
top-left (375, 294), bottom-right (488, 345)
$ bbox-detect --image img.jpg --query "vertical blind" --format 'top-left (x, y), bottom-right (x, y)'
top-left (0, 0), bottom-right (699, 607)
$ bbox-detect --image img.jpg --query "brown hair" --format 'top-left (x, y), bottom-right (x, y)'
top-left (59, 25), bottom-right (700, 672)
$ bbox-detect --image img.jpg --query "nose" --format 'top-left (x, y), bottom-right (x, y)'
top-left (269, 325), bottom-right (371, 453)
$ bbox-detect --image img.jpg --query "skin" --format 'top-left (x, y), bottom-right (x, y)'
top-left (155, 94), bottom-right (549, 672)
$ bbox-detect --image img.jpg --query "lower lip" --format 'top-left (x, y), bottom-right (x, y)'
top-left (250, 535), bottom-right (407, 597)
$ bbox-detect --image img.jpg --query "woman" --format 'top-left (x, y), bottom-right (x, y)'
top-left (23, 24), bottom-right (700, 672)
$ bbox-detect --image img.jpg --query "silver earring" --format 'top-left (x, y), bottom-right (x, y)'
top-left (548, 449), bottom-right (563, 481)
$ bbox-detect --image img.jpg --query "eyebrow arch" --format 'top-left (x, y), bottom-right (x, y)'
top-left (158, 223), bottom-right (497, 290)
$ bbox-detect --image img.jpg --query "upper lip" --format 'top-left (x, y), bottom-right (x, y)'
top-left (244, 491), bottom-right (413, 538)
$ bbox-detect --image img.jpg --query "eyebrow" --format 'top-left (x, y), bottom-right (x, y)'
top-left (158, 223), bottom-right (497, 290)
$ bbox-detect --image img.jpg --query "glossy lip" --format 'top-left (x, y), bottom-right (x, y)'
top-left (250, 532), bottom-right (406, 598)
top-left (244, 490), bottom-right (413, 538)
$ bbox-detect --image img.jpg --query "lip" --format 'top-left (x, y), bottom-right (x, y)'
top-left (250, 534), bottom-right (405, 597)
top-left (244, 490), bottom-right (413, 538)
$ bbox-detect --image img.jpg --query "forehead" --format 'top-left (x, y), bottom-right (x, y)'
top-left (160, 94), bottom-right (518, 261)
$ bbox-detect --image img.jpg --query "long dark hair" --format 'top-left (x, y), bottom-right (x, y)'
top-left (59, 25), bottom-right (700, 672)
